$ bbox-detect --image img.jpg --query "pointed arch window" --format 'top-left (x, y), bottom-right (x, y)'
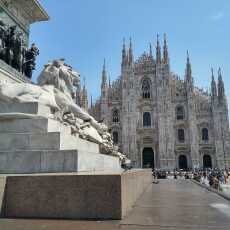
top-left (176, 106), bottom-right (185, 120)
top-left (142, 79), bottom-right (151, 99)
top-left (143, 112), bottom-right (151, 127)
top-left (112, 109), bottom-right (119, 123)
top-left (202, 128), bottom-right (209, 141)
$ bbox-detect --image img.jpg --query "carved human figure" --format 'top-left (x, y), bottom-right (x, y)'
top-left (0, 20), bottom-right (6, 60)
top-left (24, 43), bottom-right (39, 79)
top-left (5, 25), bottom-right (17, 66)
top-left (13, 32), bottom-right (25, 72)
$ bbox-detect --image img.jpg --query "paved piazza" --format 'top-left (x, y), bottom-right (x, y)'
top-left (1, 179), bottom-right (230, 230)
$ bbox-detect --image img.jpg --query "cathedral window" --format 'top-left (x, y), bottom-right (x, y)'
top-left (178, 129), bottom-right (185, 142)
top-left (176, 106), bottom-right (185, 120)
top-left (113, 131), bottom-right (119, 144)
top-left (142, 79), bottom-right (151, 99)
top-left (202, 128), bottom-right (209, 141)
top-left (112, 109), bottom-right (119, 123)
top-left (143, 112), bottom-right (151, 127)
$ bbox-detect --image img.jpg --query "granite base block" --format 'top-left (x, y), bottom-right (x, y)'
top-left (0, 169), bottom-right (152, 220)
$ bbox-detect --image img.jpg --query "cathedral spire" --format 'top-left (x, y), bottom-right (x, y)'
top-left (109, 75), bottom-right (111, 88)
top-left (185, 51), bottom-right (194, 93)
top-left (185, 50), bottom-right (192, 81)
top-left (149, 43), bottom-right (153, 58)
top-left (83, 76), bottom-right (86, 89)
top-left (82, 77), bottom-right (88, 111)
top-left (122, 38), bottom-right (126, 67)
top-left (156, 34), bottom-right (161, 64)
top-left (128, 37), bottom-right (133, 65)
top-left (218, 67), bottom-right (225, 99)
top-left (101, 58), bottom-right (107, 89)
top-left (90, 94), bottom-right (93, 109)
top-left (211, 67), bottom-right (217, 97)
top-left (163, 33), bottom-right (169, 64)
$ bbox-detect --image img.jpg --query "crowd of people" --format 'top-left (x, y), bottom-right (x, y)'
top-left (152, 168), bottom-right (230, 191)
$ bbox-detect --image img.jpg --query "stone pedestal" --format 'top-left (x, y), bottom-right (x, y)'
top-left (0, 102), bottom-right (121, 173)
top-left (0, 169), bottom-right (152, 220)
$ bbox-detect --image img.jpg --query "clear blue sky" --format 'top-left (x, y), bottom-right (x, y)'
top-left (30, 0), bottom-right (230, 106)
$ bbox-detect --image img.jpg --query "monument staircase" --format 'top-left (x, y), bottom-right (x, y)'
top-left (0, 102), bottom-right (120, 174)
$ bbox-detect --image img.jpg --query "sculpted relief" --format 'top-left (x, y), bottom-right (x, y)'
top-left (0, 59), bottom-right (127, 162)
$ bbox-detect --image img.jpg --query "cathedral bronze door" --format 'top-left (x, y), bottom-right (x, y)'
top-left (203, 155), bottom-right (212, 169)
top-left (142, 148), bottom-right (154, 169)
top-left (178, 155), bottom-right (188, 170)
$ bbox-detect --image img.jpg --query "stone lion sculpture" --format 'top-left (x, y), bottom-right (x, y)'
top-left (0, 59), bottom-right (127, 161)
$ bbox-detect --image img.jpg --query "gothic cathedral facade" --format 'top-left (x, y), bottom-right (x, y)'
top-left (90, 35), bottom-right (230, 170)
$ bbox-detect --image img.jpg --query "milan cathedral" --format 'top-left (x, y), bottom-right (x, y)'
top-left (90, 34), bottom-right (230, 170)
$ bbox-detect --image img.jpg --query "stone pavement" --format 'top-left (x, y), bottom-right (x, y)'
top-left (1, 179), bottom-right (230, 230)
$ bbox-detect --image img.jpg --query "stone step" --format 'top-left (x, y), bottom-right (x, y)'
top-left (0, 150), bottom-right (78, 174)
top-left (0, 132), bottom-right (100, 153)
top-left (0, 102), bottom-right (51, 117)
top-left (0, 150), bottom-right (121, 174)
top-left (60, 133), bottom-right (100, 154)
top-left (0, 132), bottom-right (61, 151)
top-left (0, 117), bottom-right (71, 134)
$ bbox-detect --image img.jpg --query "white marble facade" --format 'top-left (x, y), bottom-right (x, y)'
top-left (90, 35), bottom-right (230, 170)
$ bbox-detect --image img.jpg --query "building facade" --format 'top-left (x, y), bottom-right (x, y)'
top-left (90, 35), bottom-right (230, 170)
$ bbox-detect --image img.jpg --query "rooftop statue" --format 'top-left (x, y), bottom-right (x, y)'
top-left (0, 59), bottom-right (127, 162)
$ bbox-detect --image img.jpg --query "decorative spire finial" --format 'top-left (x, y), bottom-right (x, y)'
top-left (218, 67), bottom-right (222, 79)
top-left (211, 67), bottom-right (217, 97)
top-left (123, 37), bottom-right (125, 48)
top-left (185, 50), bottom-right (192, 85)
top-left (101, 59), bottom-right (107, 88)
top-left (156, 34), bottom-right (161, 64)
top-left (82, 76), bottom-right (86, 89)
top-left (186, 50), bottom-right (190, 67)
top-left (218, 67), bottom-right (225, 99)
top-left (149, 43), bottom-right (153, 57)
top-left (128, 37), bottom-right (133, 65)
top-left (90, 94), bottom-right (93, 108)
top-left (122, 38), bottom-right (127, 67)
top-left (103, 58), bottom-right (106, 71)
top-left (163, 33), bottom-right (169, 64)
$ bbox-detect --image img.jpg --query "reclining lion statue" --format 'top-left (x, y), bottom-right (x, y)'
top-left (0, 59), bottom-right (127, 161)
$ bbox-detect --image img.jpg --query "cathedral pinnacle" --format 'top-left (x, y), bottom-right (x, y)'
top-left (163, 33), bottom-right (169, 64)
top-left (101, 59), bottom-right (107, 89)
top-left (185, 51), bottom-right (193, 91)
top-left (149, 43), bottom-right (153, 58)
top-left (211, 67), bottom-right (214, 80)
top-left (109, 75), bottom-right (111, 88)
top-left (128, 37), bottom-right (133, 65)
top-left (186, 50), bottom-right (192, 79)
top-left (90, 94), bottom-right (93, 108)
top-left (218, 67), bottom-right (222, 81)
top-left (218, 67), bottom-right (225, 99)
top-left (156, 34), bottom-right (161, 64)
top-left (122, 38), bottom-right (126, 67)
top-left (83, 76), bottom-right (86, 90)
top-left (211, 68), bottom-right (217, 97)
